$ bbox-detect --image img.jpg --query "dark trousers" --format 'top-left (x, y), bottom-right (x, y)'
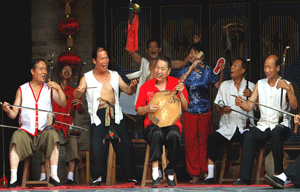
top-left (207, 128), bottom-right (243, 162)
top-left (284, 154), bottom-right (300, 187)
top-left (240, 125), bottom-right (290, 181)
top-left (90, 109), bottom-right (135, 180)
top-left (144, 124), bottom-right (181, 174)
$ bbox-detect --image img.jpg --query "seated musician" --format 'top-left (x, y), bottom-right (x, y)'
top-left (234, 55), bottom-right (298, 185)
top-left (264, 115), bottom-right (300, 189)
top-left (135, 55), bottom-right (190, 187)
top-left (73, 47), bottom-right (138, 186)
top-left (201, 58), bottom-right (255, 184)
top-left (40, 64), bottom-right (86, 184)
top-left (2, 59), bottom-right (67, 188)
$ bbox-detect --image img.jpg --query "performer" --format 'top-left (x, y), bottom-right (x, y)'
top-left (135, 55), bottom-right (189, 186)
top-left (126, 36), bottom-right (197, 104)
top-left (2, 58), bottom-right (67, 187)
top-left (201, 58), bottom-right (255, 184)
top-left (73, 47), bottom-right (138, 186)
top-left (177, 43), bottom-right (224, 183)
top-left (234, 55), bottom-right (298, 185)
top-left (264, 115), bottom-right (300, 189)
top-left (40, 64), bottom-right (86, 184)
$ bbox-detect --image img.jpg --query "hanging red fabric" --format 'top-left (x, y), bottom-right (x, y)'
top-left (125, 12), bottom-right (139, 52)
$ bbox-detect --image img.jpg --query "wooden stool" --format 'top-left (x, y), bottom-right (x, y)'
top-left (255, 144), bottom-right (267, 184)
top-left (106, 141), bottom-right (116, 185)
top-left (283, 141), bottom-right (300, 169)
top-left (218, 142), bottom-right (242, 184)
top-left (22, 157), bottom-right (52, 187)
top-left (141, 143), bottom-right (177, 187)
top-left (76, 149), bottom-right (90, 184)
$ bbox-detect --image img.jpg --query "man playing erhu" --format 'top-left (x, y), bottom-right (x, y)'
top-left (2, 59), bottom-right (67, 187)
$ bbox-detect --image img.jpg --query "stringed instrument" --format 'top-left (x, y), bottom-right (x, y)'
top-left (148, 52), bottom-right (204, 127)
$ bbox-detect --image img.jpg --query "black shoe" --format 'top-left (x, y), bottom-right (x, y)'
top-left (126, 179), bottom-right (140, 186)
top-left (90, 181), bottom-right (102, 186)
top-left (49, 177), bottom-right (62, 186)
top-left (152, 178), bottom-right (160, 187)
top-left (264, 174), bottom-right (284, 189)
top-left (8, 181), bottom-right (17, 188)
top-left (232, 178), bottom-right (251, 185)
top-left (67, 179), bottom-right (77, 185)
top-left (167, 176), bottom-right (176, 187)
top-left (200, 178), bottom-right (216, 185)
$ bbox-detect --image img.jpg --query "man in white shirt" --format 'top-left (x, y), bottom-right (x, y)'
top-left (234, 55), bottom-right (298, 185)
top-left (200, 58), bottom-right (255, 184)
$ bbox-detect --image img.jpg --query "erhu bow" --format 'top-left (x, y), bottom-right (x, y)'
top-left (279, 46), bottom-right (290, 123)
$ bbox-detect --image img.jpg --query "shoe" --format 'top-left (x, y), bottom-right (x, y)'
top-left (190, 176), bottom-right (200, 184)
top-left (232, 178), bottom-right (251, 185)
top-left (90, 181), bottom-right (101, 186)
top-left (67, 179), bottom-right (77, 185)
top-left (126, 179), bottom-right (140, 186)
top-left (49, 177), bottom-right (62, 186)
top-left (200, 178), bottom-right (215, 185)
top-left (152, 178), bottom-right (160, 187)
top-left (167, 176), bottom-right (176, 187)
top-left (264, 174), bottom-right (284, 189)
top-left (8, 181), bottom-right (17, 188)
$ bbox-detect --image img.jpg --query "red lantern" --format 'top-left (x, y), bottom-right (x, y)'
top-left (57, 17), bottom-right (79, 37)
top-left (58, 51), bottom-right (81, 68)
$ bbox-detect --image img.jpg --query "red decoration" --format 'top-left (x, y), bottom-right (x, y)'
top-left (125, 12), bottom-right (139, 52)
top-left (57, 17), bottom-right (79, 37)
top-left (58, 51), bottom-right (81, 68)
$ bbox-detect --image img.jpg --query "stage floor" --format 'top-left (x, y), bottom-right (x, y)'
top-left (1, 183), bottom-right (298, 192)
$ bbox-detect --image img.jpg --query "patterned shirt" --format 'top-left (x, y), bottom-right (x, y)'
top-left (178, 64), bottom-right (218, 114)
top-left (52, 85), bottom-right (82, 138)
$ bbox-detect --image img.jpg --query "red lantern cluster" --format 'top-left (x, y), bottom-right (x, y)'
top-left (57, 0), bottom-right (80, 68)
top-left (58, 51), bottom-right (81, 68)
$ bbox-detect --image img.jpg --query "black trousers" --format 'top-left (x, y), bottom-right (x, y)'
top-left (207, 127), bottom-right (244, 162)
top-left (90, 109), bottom-right (135, 180)
top-left (284, 154), bottom-right (300, 187)
top-left (239, 125), bottom-right (290, 182)
top-left (144, 124), bottom-right (181, 174)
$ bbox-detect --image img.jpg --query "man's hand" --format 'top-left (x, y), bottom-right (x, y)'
top-left (2, 102), bottom-right (11, 113)
top-left (243, 88), bottom-right (252, 97)
top-left (129, 79), bottom-right (139, 87)
top-left (147, 104), bottom-right (158, 113)
top-left (47, 79), bottom-right (60, 91)
top-left (223, 106), bottom-right (232, 114)
top-left (193, 34), bottom-right (201, 44)
top-left (277, 79), bottom-right (290, 91)
top-left (175, 81), bottom-right (185, 93)
top-left (235, 96), bottom-right (244, 107)
top-left (74, 87), bottom-right (85, 99)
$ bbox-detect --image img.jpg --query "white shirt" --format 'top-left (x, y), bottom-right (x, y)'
top-left (19, 82), bottom-right (52, 136)
top-left (256, 78), bottom-right (291, 131)
top-left (84, 70), bottom-right (123, 126)
top-left (134, 57), bottom-right (150, 105)
top-left (214, 78), bottom-right (255, 140)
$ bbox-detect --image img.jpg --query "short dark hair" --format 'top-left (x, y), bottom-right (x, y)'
top-left (92, 47), bottom-right (105, 60)
top-left (31, 58), bottom-right (45, 70)
top-left (147, 38), bottom-right (160, 49)
top-left (189, 43), bottom-right (202, 53)
top-left (235, 58), bottom-right (247, 70)
top-left (157, 55), bottom-right (171, 69)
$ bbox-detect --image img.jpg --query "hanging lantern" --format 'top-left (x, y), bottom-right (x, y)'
top-left (57, 17), bottom-right (79, 37)
top-left (58, 50), bottom-right (81, 68)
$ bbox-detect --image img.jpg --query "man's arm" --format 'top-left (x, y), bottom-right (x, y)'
top-left (171, 56), bottom-right (190, 69)
top-left (127, 51), bottom-right (142, 66)
top-left (2, 89), bottom-right (21, 119)
top-left (119, 75), bottom-right (138, 95)
top-left (214, 64), bottom-right (225, 89)
top-left (235, 82), bottom-right (258, 112)
top-left (48, 80), bottom-right (67, 107)
top-left (73, 76), bottom-right (87, 99)
top-left (277, 79), bottom-right (298, 110)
